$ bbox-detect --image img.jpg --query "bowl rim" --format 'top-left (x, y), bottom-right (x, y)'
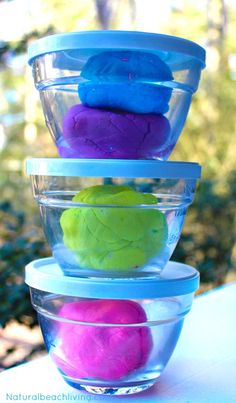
top-left (28, 30), bottom-right (206, 68)
top-left (26, 158), bottom-right (201, 179)
top-left (25, 258), bottom-right (199, 298)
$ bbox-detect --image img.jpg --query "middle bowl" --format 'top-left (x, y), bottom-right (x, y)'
top-left (26, 159), bottom-right (201, 278)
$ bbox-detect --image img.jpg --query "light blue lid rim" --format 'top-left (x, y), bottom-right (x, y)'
top-left (25, 158), bottom-right (201, 180)
top-left (25, 258), bottom-right (199, 298)
top-left (28, 30), bottom-right (206, 67)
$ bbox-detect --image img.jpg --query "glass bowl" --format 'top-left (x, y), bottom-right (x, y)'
top-left (26, 158), bottom-right (201, 278)
top-left (28, 31), bottom-right (205, 160)
top-left (25, 258), bottom-right (199, 396)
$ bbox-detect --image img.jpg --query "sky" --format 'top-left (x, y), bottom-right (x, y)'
top-left (0, 0), bottom-right (225, 42)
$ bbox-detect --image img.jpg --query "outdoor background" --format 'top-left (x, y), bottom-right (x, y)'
top-left (0, 0), bottom-right (236, 371)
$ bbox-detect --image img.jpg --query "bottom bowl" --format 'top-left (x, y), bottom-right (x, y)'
top-left (25, 258), bottom-right (199, 395)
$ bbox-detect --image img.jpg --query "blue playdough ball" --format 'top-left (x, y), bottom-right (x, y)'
top-left (79, 82), bottom-right (171, 114)
top-left (79, 51), bottom-right (173, 114)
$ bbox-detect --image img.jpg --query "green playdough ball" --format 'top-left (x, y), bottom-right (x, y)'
top-left (60, 185), bottom-right (168, 271)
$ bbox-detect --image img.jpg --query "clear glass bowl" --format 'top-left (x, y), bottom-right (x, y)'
top-left (25, 258), bottom-right (199, 396)
top-left (26, 159), bottom-right (201, 278)
top-left (28, 31), bottom-right (205, 160)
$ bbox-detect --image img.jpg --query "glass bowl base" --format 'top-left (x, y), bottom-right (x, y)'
top-left (64, 377), bottom-right (157, 395)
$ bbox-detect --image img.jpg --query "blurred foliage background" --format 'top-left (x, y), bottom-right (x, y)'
top-left (0, 0), bottom-right (236, 369)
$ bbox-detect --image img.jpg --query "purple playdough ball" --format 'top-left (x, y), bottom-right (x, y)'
top-left (59, 104), bottom-right (171, 159)
top-left (52, 299), bottom-right (153, 381)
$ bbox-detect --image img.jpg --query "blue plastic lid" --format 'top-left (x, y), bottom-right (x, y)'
top-left (28, 31), bottom-right (206, 68)
top-left (25, 258), bottom-right (199, 298)
top-left (26, 158), bottom-right (201, 179)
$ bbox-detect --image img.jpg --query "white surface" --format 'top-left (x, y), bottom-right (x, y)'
top-left (0, 282), bottom-right (236, 402)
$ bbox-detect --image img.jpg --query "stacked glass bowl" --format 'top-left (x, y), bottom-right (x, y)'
top-left (25, 31), bottom-right (205, 395)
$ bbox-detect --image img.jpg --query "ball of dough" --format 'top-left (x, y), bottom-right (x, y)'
top-left (60, 104), bottom-right (171, 159)
top-left (60, 185), bottom-right (168, 271)
top-left (52, 299), bottom-right (153, 381)
top-left (79, 82), bottom-right (172, 115)
top-left (78, 50), bottom-right (173, 114)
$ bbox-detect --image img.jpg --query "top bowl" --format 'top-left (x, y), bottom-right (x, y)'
top-left (28, 31), bottom-right (205, 160)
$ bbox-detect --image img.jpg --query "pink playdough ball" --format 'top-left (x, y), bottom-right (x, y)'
top-left (53, 299), bottom-right (153, 381)
top-left (60, 104), bottom-right (170, 159)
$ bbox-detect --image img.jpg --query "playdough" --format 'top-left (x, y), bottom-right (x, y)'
top-left (60, 104), bottom-right (170, 159)
top-left (53, 299), bottom-right (153, 380)
top-left (60, 185), bottom-right (168, 271)
top-left (78, 50), bottom-right (173, 114)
